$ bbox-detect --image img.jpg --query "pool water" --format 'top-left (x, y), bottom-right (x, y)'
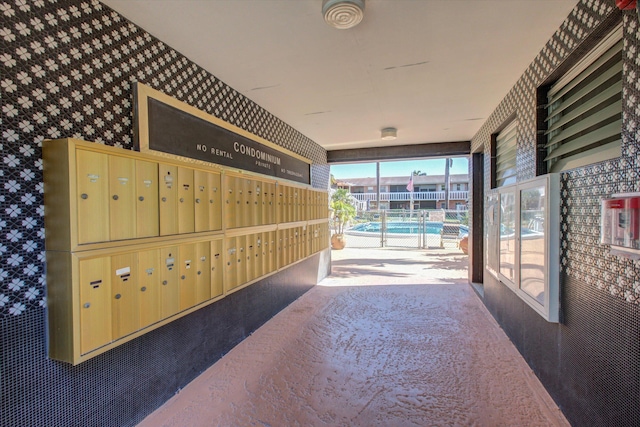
top-left (349, 221), bottom-right (467, 235)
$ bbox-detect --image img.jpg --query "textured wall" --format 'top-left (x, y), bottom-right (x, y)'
top-left (471, 1), bottom-right (640, 425)
top-left (1, 1), bottom-right (329, 426)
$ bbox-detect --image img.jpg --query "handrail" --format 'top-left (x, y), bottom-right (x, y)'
top-left (350, 191), bottom-right (468, 202)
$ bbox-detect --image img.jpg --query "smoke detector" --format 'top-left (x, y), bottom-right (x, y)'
top-left (322, 0), bottom-right (365, 30)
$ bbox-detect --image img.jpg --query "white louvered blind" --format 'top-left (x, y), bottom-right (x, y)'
top-left (495, 120), bottom-right (517, 187)
top-left (545, 26), bottom-right (622, 173)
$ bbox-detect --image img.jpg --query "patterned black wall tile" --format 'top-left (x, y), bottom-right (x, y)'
top-left (0, 0), bottom-right (328, 319)
top-left (1, 254), bottom-right (322, 427)
top-left (1, 0), bottom-right (329, 426)
top-left (470, 0), bottom-right (640, 425)
top-left (472, 2), bottom-right (640, 304)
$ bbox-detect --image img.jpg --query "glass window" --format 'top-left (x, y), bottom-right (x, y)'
top-left (519, 185), bottom-right (546, 304)
top-left (489, 175), bottom-right (560, 322)
top-left (499, 190), bottom-right (516, 282)
top-left (545, 25), bottom-right (622, 172)
top-left (495, 120), bottom-right (517, 187)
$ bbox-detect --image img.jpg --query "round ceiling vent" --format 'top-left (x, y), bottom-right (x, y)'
top-left (322, 0), bottom-right (365, 30)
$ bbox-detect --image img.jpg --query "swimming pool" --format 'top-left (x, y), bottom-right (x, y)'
top-left (348, 221), bottom-right (467, 236)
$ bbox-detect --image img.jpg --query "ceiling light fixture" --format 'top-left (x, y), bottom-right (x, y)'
top-left (381, 127), bottom-right (397, 141)
top-left (322, 0), bottom-right (365, 30)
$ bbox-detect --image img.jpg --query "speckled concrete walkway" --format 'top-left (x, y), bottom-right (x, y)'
top-left (138, 248), bottom-right (569, 427)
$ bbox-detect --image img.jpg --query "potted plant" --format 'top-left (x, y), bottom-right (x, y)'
top-left (330, 188), bottom-right (356, 250)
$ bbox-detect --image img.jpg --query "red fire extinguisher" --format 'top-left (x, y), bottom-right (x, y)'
top-left (615, 0), bottom-right (639, 22)
top-left (616, 0), bottom-right (637, 10)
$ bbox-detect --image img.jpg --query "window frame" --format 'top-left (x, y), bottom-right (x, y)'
top-left (493, 119), bottom-right (518, 188)
top-left (544, 24), bottom-right (623, 173)
top-left (492, 174), bottom-right (560, 322)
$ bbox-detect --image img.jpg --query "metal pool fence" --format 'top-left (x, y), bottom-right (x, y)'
top-left (342, 209), bottom-right (468, 249)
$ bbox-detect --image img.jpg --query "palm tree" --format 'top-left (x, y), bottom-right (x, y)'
top-left (330, 189), bottom-right (356, 236)
top-left (330, 173), bottom-right (337, 188)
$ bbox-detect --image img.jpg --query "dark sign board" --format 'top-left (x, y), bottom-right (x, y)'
top-left (145, 97), bottom-right (310, 185)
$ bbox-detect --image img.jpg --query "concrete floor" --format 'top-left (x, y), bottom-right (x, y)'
top-left (139, 248), bottom-right (569, 427)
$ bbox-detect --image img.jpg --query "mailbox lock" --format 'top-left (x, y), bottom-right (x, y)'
top-left (196, 198), bottom-right (201, 203)
top-left (210, 199), bottom-right (214, 204)
top-left (81, 193), bottom-right (88, 200)
top-left (162, 197), bottom-right (167, 202)
top-left (112, 195), bottom-right (119, 200)
top-left (180, 198), bottom-right (184, 203)
top-left (197, 271), bottom-right (201, 275)
top-left (181, 275), bottom-right (186, 280)
top-left (139, 196), bottom-right (144, 201)
top-left (162, 280), bottom-right (168, 285)
top-left (115, 294), bottom-right (121, 299)
top-left (141, 286), bottom-right (147, 292)
top-left (83, 302), bottom-right (90, 308)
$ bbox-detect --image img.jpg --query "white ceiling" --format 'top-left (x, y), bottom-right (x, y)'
top-left (102, 0), bottom-right (578, 152)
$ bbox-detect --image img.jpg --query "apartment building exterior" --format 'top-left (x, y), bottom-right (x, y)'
top-left (336, 174), bottom-right (469, 211)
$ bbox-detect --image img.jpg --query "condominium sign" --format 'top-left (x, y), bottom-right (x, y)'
top-left (135, 83), bottom-right (310, 185)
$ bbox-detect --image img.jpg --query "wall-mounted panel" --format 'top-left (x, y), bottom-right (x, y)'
top-left (111, 253), bottom-right (139, 339)
top-left (76, 150), bottom-right (110, 244)
top-left (138, 249), bottom-right (162, 329)
top-left (79, 257), bottom-right (112, 355)
top-left (159, 164), bottom-right (179, 236)
top-left (136, 160), bottom-right (160, 238)
top-left (44, 138), bottom-right (329, 364)
top-left (177, 167), bottom-right (195, 234)
top-left (109, 156), bottom-right (137, 241)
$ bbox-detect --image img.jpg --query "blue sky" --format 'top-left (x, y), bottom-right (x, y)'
top-left (330, 157), bottom-right (469, 180)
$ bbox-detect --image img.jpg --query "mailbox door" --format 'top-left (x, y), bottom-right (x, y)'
top-left (210, 239), bottom-right (224, 298)
top-left (159, 246), bottom-right (180, 318)
top-left (240, 178), bottom-right (251, 228)
top-left (194, 170), bottom-right (209, 233)
top-left (136, 160), bottom-right (159, 238)
top-left (276, 184), bottom-right (283, 224)
top-left (225, 237), bottom-right (238, 291)
top-left (159, 164), bottom-right (178, 236)
top-left (292, 188), bottom-right (300, 222)
top-left (177, 167), bottom-right (195, 234)
top-left (179, 243), bottom-right (197, 310)
top-left (251, 180), bottom-right (260, 226)
top-left (259, 182), bottom-right (268, 225)
top-left (267, 231), bottom-right (276, 273)
top-left (254, 233), bottom-right (264, 279)
top-left (108, 156), bottom-right (136, 241)
top-left (208, 172), bottom-right (222, 231)
top-left (277, 229), bottom-right (284, 270)
top-left (287, 186), bottom-right (294, 223)
top-left (236, 235), bottom-right (247, 285)
top-left (302, 226), bottom-right (309, 258)
top-left (195, 241), bottom-right (211, 305)
top-left (246, 234), bottom-right (256, 282)
top-left (79, 256), bottom-right (112, 354)
top-left (293, 227), bottom-right (300, 262)
top-left (265, 182), bottom-right (275, 225)
top-left (224, 175), bottom-right (237, 229)
top-left (76, 149), bottom-right (109, 244)
top-left (111, 252), bottom-right (139, 339)
top-left (138, 249), bottom-right (161, 329)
